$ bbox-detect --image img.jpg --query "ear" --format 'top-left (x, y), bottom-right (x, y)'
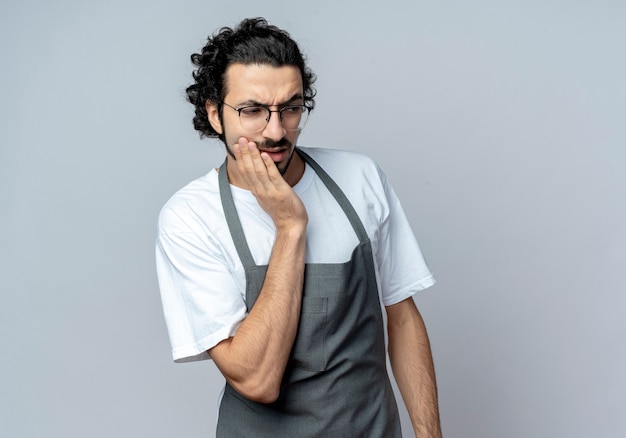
top-left (206, 100), bottom-right (223, 134)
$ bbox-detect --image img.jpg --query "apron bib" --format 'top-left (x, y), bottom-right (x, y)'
top-left (216, 149), bottom-right (401, 437)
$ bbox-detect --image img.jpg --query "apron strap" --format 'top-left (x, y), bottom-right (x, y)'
top-left (218, 160), bottom-right (256, 268)
top-left (297, 149), bottom-right (370, 244)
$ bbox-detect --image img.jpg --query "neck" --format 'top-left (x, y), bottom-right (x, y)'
top-left (281, 148), bottom-right (305, 187)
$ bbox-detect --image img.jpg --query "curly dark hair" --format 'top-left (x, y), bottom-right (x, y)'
top-left (186, 17), bottom-right (317, 140)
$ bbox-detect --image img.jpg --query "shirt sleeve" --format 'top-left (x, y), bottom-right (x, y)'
top-left (156, 206), bottom-right (246, 363)
top-left (373, 166), bottom-right (436, 306)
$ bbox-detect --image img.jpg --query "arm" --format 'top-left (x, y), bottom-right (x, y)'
top-left (209, 140), bottom-right (307, 404)
top-left (386, 297), bottom-right (442, 438)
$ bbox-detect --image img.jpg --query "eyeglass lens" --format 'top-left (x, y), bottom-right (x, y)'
top-left (238, 106), bottom-right (309, 132)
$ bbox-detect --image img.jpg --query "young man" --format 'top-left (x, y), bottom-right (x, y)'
top-left (156, 17), bottom-right (442, 437)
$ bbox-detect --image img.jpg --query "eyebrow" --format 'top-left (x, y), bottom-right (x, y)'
top-left (236, 93), bottom-right (304, 108)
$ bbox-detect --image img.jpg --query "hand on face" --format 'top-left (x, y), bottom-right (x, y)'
top-left (232, 137), bottom-right (308, 230)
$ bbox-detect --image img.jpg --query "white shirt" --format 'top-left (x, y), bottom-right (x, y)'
top-left (156, 147), bottom-right (435, 362)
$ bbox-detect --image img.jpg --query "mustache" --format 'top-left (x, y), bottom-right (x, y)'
top-left (225, 138), bottom-right (293, 161)
top-left (258, 138), bottom-right (292, 150)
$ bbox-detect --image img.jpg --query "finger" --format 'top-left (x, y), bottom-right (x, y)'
top-left (235, 139), bottom-right (276, 194)
top-left (244, 142), bottom-right (273, 183)
top-left (259, 152), bottom-right (282, 183)
top-left (232, 137), bottom-right (251, 162)
top-left (234, 138), bottom-right (257, 174)
top-left (232, 142), bottom-right (242, 160)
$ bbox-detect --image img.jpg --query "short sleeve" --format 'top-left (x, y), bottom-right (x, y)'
top-left (373, 167), bottom-right (436, 306)
top-left (156, 206), bottom-right (246, 363)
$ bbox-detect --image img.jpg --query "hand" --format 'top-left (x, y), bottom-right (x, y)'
top-left (232, 137), bottom-right (308, 231)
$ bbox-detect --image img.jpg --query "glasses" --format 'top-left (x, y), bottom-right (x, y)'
top-left (222, 102), bottom-right (310, 133)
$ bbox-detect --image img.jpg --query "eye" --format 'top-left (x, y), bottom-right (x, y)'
top-left (239, 106), bottom-right (265, 117)
top-left (282, 105), bottom-right (304, 116)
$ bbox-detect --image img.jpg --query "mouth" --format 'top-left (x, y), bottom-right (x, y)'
top-left (259, 147), bottom-right (290, 162)
top-left (259, 146), bottom-right (287, 153)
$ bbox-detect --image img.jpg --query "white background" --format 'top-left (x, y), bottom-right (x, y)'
top-left (2, 1), bottom-right (625, 437)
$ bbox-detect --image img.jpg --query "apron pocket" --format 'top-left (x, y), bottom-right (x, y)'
top-left (290, 296), bottom-right (328, 372)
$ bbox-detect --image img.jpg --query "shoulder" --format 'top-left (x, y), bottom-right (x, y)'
top-left (298, 146), bottom-right (394, 225)
top-left (157, 170), bottom-right (221, 236)
top-left (299, 146), bottom-right (379, 169)
top-left (298, 147), bottom-right (384, 186)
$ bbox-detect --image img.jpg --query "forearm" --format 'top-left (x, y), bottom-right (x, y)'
top-left (387, 298), bottom-right (442, 437)
top-left (210, 225), bottom-right (306, 402)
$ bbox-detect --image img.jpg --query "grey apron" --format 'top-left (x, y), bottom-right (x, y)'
top-left (216, 149), bottom-right (401, 437)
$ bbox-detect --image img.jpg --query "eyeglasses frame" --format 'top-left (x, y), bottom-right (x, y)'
top-left (221, 102), bottom-right (311, 132)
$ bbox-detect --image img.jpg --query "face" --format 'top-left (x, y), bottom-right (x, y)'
top-left (206, 63), bottom-right (305, 187)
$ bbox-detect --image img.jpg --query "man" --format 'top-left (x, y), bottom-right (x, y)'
top-left (156, 17), bottom-right (441, 437)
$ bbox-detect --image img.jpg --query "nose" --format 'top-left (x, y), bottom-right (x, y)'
top-left (262, 110), bottom-right (287, 141)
